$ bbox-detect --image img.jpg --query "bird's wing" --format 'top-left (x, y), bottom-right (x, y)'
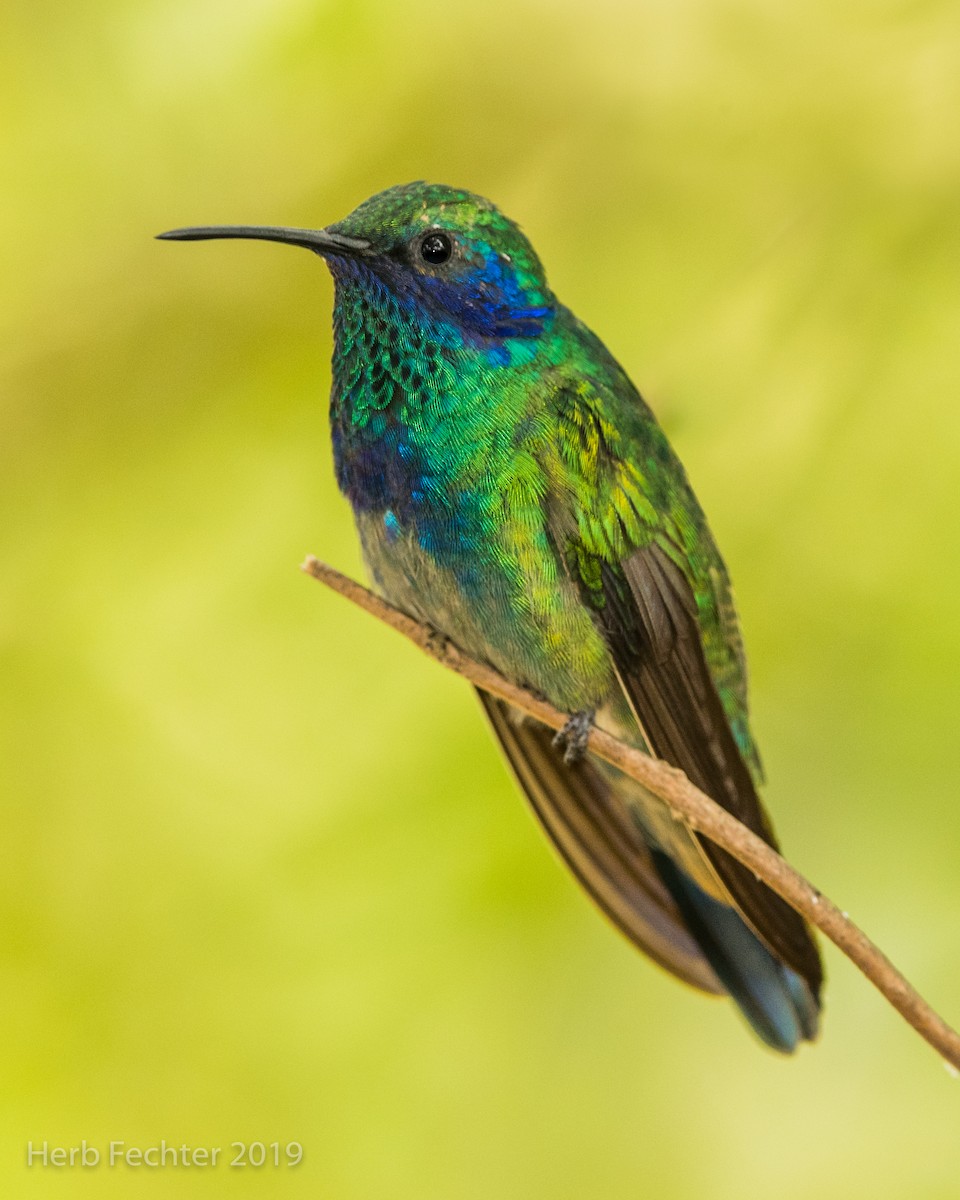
top-left (477, 688), bottom-right (723, 993)
top-left (539, 380), bottom-right (823, 994)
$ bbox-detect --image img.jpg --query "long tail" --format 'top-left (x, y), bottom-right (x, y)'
top-left (649, 849), bottom-right (819, 1051)
top-left (478, 691), bottom-right (821, 1052)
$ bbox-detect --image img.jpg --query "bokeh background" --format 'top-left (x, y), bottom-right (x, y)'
top-left (3, 0), bottom-right (960, 1196)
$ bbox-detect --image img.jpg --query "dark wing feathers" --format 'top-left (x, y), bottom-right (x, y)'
top-left (603, 542), bottom-right (822, 995)
top-left (478, 689), bottom-right (723, 994)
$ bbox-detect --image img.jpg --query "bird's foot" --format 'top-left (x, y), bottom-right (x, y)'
top-left (553, 709), bottom-right (595, 765)
top-left (424, 625), bottom-right (451, 659)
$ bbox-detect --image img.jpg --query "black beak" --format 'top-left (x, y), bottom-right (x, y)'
top-left (156, 225), bottom-right (372, 257)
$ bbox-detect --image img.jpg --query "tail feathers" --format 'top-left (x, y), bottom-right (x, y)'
top-left (651, 850), bottom-right (820, 1053)
top-left (477, 690), bottom-right (822, 1052)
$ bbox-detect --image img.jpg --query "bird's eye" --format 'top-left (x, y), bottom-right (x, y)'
top-left (419, 232), bottom-right (452, 265)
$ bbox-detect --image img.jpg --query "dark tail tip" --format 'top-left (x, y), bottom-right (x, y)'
top-left (651, 851), bottom-right (821, 1053)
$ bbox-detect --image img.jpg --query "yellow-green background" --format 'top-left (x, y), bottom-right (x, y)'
top-left (3, 0), bottom-right (959, 1195)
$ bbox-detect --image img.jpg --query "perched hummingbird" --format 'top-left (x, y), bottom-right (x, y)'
top-left (160, 183), bottom-right (823, 1051)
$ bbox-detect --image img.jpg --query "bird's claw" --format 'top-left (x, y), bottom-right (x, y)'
top-left (553, 710), bottom-right (594, 765)
top-left (424, 626), bottom-right (450, 658)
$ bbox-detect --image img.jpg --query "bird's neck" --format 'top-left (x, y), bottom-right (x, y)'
top-left (327, 274), bottom-right (554, 516)
top-left (329, 271), bottom-right (456, 432)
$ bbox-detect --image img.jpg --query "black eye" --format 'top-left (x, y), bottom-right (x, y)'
top-left (420, 232), bottom-right (452, 265)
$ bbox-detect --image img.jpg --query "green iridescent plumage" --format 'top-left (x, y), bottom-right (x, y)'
top-left (326, 191), bottom-right (749, 727)
top-left (161, 182), bottom-right (823, 1052)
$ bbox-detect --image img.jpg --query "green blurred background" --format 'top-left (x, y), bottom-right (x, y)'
top-left (3, 0), bottom-right (960, 1195)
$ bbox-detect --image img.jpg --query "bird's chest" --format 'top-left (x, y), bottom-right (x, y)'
top-left (332, 390), bottom-right (528, 603)
top-left (331, 390), bottom-right (613, 712)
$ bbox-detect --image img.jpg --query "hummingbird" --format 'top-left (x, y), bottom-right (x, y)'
top-left (160, 182), bottom-right (823, 1052)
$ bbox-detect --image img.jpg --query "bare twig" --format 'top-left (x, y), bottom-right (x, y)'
top-left (301, 554), bottom-right (960, 1071)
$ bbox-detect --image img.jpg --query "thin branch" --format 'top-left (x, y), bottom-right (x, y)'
top-left (301, 554), bottom-right (960, 1071)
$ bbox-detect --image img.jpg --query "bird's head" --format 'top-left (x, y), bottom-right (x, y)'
top-left (159, 182), bottom-right (556, 342)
